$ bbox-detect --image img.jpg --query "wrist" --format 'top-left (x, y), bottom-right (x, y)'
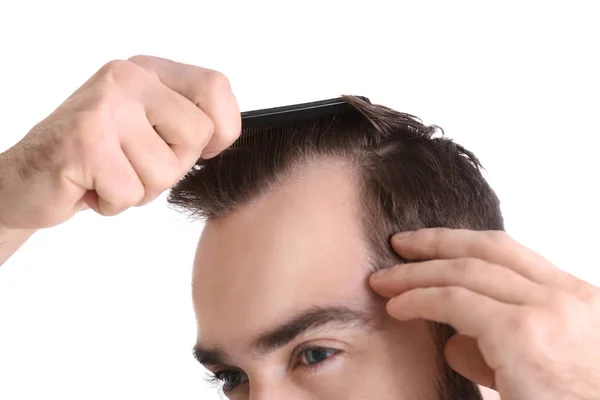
top-left (0, 224), bottom-right (37, 266)
top-left (0, 223), bottom-right (37, 241)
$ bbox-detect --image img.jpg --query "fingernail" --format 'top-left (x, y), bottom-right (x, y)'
top-left (371, 269), bottom-right (388, 280)
top-left (393, 231), bottom-right (414, 241)
top-left (387, 296), bottom-right (400, 310)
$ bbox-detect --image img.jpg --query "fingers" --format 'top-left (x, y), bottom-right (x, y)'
top-left (129, 55), bottom-right (241, 157)
top-left (141, 80), bottom-right (215, 169)
top-left (391, 228), bottom-right (582, 292)
top-left (444, 334), bottom-right (496, 390)
top-left (79, 57), bottom-right (239, 218)
top-left (90, 144), bottom-right (145, 216)
top-left (385, 285), bottom-right (513, 338)
top-left (88, 57), bottom-right (239, 216)
top-left (370, 258), bottom-right (549, 305)
top-left (120, 118), bottom-right (183, 206)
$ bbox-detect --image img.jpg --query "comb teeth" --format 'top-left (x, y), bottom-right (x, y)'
top-left (230, 96), bottom-right (370, 149)
top-left (232, 122), bottom-right (305, 149)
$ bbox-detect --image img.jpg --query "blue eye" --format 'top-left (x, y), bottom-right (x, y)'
top-left (301, 347), bottom-right (338, 365)
top-left (215, 370), bottom-right (248, 391)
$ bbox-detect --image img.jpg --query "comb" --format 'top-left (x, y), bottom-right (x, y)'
top-left (229, 96), bottom-right (370, 149)
top-left (240, 96), bottom-right (371, 129)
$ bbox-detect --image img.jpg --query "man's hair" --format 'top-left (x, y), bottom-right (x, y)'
top-left (169, 96), bottom-right (503, 400)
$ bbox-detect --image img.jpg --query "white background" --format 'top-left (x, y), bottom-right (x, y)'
top-left (0, 1), bottom-right (599, 399)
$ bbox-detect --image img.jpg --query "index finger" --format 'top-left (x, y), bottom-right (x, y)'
top-left (386, 286), bottom-right (511, 339)
top-left (391, 228), bottom-right (581, 291)
top-left (129, 55), bottom-right (241, 157)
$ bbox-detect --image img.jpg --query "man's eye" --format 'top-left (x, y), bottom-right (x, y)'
top-left (216, 370), bottom-right (248, 391)
top-left (300, 347), bottom-right (338, 366)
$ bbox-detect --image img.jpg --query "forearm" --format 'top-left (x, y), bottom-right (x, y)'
top-left (0, 225), bottom-right (36, 266)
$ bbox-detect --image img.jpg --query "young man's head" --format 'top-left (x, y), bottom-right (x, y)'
top-left (168, 96), bottom-right (503, 399)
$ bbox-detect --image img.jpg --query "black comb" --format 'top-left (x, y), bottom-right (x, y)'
top-left (228, 96), bottom-right (370, 149)
top-left (240, 96), bottom-right (371, 129)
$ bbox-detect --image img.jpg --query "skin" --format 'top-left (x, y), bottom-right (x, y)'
top-left (371, 228), bottom-right (600, 400)
top-left (193, 160), bottom-right (462, 399)
top-left (0, 55), bottom-right (240, 265)
top-left (1, 56), bottom-right (598, 400)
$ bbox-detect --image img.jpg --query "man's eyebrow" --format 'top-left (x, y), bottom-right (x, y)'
top-left (192, 306), bottom-right (374, 367)
top-left (193, 345), bottom-right (229, 367)
top-left (253, 306), bottom-right (374, 355)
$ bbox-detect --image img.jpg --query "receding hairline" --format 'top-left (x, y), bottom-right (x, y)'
top-left (172, 97), bottom-right (497, 400)
top-left (204, 155), bottom-right (363, 220)
top-left (198, 154), bottom-right (387, 276)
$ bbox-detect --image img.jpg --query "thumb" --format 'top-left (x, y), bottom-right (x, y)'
top-left (76, 199), bottom-right (90, 212)
top-left (445, 334), bottom-right (496, 390)
top-left (80, 191), bottom-right (98, 213)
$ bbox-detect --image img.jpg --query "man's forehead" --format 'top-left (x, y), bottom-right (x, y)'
top-left (193, 268), bottom-right (375, 351)
top-left (191, 159), bottom-right (374, 347)
top-left (193, 159), bottom-right (368, 287)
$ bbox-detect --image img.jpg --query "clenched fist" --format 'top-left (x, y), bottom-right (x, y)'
top-left (0, 55), bottom-right (240, 230)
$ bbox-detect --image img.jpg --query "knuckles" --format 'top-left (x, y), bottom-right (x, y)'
top-left (201, 69), bottom-right (233, 100)
top-left (127, 54), bottom-right (156, 67)
top-left (479, 230), bottom-right (515, 259)
top-left (52, 57), bottom-right (237, 210)
top-left (64, 107), bottom-right (114, 167)
top-left (546, 291), bottom-right (584, 322)
top-left (451, 257), bottom-right (483, 275)
top-left (589, 289), bottom-right (600, 310)
top-left (505, 294), bottom-right (582, 350)
top-left (198, 69), bottom-right (240, 144)
top-left (63, 90), bottom-right (124, 162)
top-left (98, 58), bottom-right (157, 95)
top-left (440, 286), bottom-right (473, 304)
top-left (62, 62), bottom-right (145, 161)
top-left (506, 308), bottom-right (547, 342)
top-left (575, 281), bottom-right (600, 305)
top-left (483, 230), bottom-right (512, 247)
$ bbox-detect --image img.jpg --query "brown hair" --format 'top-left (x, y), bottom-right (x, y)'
top-left (169, 96), bottom-right (502, 399)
